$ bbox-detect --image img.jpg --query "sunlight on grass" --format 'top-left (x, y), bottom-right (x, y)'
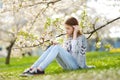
top-left (0, 52), bottom-right (120, 80)
top-left (110, 48), bottom-right (120, 53)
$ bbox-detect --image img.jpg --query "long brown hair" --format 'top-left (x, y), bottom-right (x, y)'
top-left (65, 17), bottom-right (82, 37)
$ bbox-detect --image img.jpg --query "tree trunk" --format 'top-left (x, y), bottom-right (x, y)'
top-left (5, 39), bottom-right (16, 64)
top-left (95, 36), bottom-right (99, 51)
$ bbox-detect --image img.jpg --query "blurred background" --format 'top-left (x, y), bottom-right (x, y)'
top-left (0, 0), bottom-right (120, 63)
top-left (0, 0), bottom-right (120, 80)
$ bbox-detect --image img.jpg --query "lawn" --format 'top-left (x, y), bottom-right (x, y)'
top-left (0, 52), bottom-right (120, 80)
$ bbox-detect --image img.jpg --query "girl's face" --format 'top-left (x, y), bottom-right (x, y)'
top-left (65, 24), bottom-right (74, 36)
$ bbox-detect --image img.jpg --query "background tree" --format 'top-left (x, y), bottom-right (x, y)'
top-left (0, 0), bottom-right (120, 64)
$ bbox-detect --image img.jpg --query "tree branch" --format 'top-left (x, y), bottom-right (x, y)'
top-left (87, 18), bottom-right (98, 39)
top-left (85, 16), bottom-right (120, 39)
top-left (29, 0), bottom-right (61, 30)
top-left (23, 0), bottom-right (61, 8)
top-left (13, 40), bottom-right (49, 49)
top-left (0, 0), bottom-right (61, 13)
top-left (14, 16), bottom-right (120, 49)
top-left (12, 16), bottom-right (120, 49)
top-left (13, 33), bottom-right (66, 49)
top-left (0, 29), bottom-right (15, 36)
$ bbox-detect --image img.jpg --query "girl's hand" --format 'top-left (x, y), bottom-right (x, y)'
top-left (51, 41), bottom-right (59, 45)
top-left (73, 25), bottom-right (79, 39)
top-left (73, 25), bottom-right (79, 33)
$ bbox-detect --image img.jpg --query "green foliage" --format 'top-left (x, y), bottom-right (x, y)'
top-left (18, 30), bottom-right (38, 40)
top-left (95, 41), bottom-right (101, 49)
top-left (56, 37), bottom-right (64, 44)
top-left (44, 18), bottom-right (61, 30)
top-left (44, 18), bottom-right (52, 30)
top-left (79, 10), bottom-right (93, 28)
top-left (104, 43), bottom-right (112, 51)
top-left (44, 17), bottom-right (64, 42)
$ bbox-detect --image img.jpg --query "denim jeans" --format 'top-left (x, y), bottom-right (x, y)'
top-left (31, 45), bottom-right (79, 71)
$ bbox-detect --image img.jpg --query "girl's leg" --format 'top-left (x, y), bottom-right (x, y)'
top-left (38, 45), bottom-right (79, 71)
top-left (56, 55), bottom-right (68, 69)
top-left (55, 46), bottom-right (80, 70)
top-left (30, 45), bottom-right (54, 68)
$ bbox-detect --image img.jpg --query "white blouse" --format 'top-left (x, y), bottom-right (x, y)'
top-left (63, 35), bottom-right (88, 68)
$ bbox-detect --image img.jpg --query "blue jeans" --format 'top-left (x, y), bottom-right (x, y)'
top-left (31, 45), bottom-right (79, 71)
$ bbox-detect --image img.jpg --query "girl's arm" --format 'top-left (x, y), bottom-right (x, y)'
top-left (71, 26), bottom-right (79, 53)
top-left (73, 25), bottom-right (78, 40)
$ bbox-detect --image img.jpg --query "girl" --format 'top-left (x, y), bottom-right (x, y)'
top-left (20, 17), bottom-right (93, 76)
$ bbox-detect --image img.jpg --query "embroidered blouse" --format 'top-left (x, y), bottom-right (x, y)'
top-left (63, 34), bottom-right (88, 68)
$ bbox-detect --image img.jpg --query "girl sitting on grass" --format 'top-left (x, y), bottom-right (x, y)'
top-left (20, 17), bottom-right (94, 77)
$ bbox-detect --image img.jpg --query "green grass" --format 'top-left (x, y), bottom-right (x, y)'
top-left (0, 52), bottom-right (120, 80)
